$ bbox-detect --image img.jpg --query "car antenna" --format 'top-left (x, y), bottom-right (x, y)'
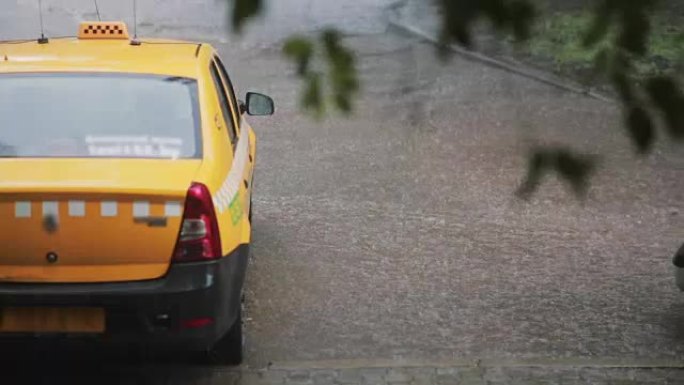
top-left (130, 0), bottom-right (141, 45)
top-left (37, 0), bottom-right (48, 44)
top-left (93, 0), bottom-right (102, 21)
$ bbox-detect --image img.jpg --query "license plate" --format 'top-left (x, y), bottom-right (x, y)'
top-left (0, 307), bottom-right (105, 333)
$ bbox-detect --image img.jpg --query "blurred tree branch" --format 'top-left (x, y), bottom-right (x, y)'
top-left (282, 31), bottom-right (359, 118)
top-left (227, 0), bottom-right (684, 198)
top-left (231, 0), bottom-right (262, 33)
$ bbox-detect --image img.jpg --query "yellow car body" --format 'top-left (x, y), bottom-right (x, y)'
top-left (0, 22), bottom-right (272, 363)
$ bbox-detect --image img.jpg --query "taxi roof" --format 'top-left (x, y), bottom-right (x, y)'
top-left (0, 37), bottom-right (206, 78)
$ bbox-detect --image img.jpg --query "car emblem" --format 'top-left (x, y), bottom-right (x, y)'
top-left (42, 214), bottom-right (59, 233)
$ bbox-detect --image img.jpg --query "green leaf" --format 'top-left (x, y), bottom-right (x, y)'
top-left (516, 149), bottom-right (551, 199)
top-left (593, 49), bottom-right (611, 73)
top-left (617, 8), bottom-right (650, 57)
top-left (435, 0), bottom-right (536, 49)
top-left (231, 0), bottom-right (262, 33)
top-left (553, 149), bottom-right (596, 197)
top-left (434, 0), bottom-right (477, 49)
top-left (508, 0), bottom-right (536, 41)
top-left (646, 76), bottom-right (684, 139)
top-left (583, 3), bottom-right (613, 48)
top-left (302, 72), bottom-right (324, 119)
top-left (610, 68), bottom-right (634, 104)
top-left (517, 148), bottom-right (596, 199)
top-left (321, 29), bottom-right (359, 114)
top-left (283, 37), bottom-right (314, 76)
top-left (626, 106), bottom-right (656, 153)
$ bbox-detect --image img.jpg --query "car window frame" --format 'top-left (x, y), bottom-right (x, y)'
top-left (213, 55), bottom-right (241, 132)
top-left (209, 62), bottom-right (237, 147)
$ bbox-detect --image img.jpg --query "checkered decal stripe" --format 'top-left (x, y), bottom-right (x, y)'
top-left (214, 132), bottom-right (250, 214)
top-left (13, 201), bottom-right (183, 218)
top-left (83, 24), bottom-right (125, 35)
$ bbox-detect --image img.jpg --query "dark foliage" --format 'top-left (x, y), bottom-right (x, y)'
top-left (281, 30), bottom-right (358, 118)
top-left (231, 0), bottom-right (262, 33)
top-left (229, 0), bottom-right (683, 197)
top-left (516, 148), bottom-right (596, 199)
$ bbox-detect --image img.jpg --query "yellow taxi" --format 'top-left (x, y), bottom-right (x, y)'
top-left (0, 21), bottom-right (273, 364)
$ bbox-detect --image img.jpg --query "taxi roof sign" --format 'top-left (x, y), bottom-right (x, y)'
top-left (78, 22), bottom-right (130, 40)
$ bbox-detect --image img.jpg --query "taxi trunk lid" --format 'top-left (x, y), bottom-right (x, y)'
top-left (0, 159), bottom-right (200, 283)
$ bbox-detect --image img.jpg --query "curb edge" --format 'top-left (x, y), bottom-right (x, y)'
top-left (387, 10), bottom-right (616, 104)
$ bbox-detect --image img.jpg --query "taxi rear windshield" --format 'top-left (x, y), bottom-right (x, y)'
top-left (0, 73), bottom-right (201, 159)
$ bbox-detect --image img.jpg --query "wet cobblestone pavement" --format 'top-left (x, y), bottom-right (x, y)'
top-left (2, 0), bottom-right (684, 383)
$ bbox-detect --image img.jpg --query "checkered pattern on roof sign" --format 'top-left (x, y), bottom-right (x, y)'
top-left (83, 24), bottom-right (125, 35)
top-left (78, 22), bottom-right (129, 40)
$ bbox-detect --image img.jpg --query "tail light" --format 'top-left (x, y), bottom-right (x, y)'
top-left (172, 182), bottom-right (222, 263)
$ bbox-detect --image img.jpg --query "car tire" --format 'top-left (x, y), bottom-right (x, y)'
top-left (204, 306), bottom-right (243, 365)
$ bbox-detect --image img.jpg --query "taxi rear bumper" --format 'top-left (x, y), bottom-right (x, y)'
top-left (0, 244), bottom-right (249, 351)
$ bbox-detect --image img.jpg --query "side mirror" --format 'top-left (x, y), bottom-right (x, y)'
top-left (245, 92), bottom-right (274, 116)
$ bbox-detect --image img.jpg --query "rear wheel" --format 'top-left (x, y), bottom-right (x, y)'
top-left (204, 304), bottom-right (243, 365)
